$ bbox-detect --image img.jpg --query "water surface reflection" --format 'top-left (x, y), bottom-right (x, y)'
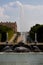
top-left (0, 52), bottom-right (43, 65)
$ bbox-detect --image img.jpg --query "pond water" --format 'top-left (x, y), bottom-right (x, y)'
top-left (0, 52), bottom-right (43, 65)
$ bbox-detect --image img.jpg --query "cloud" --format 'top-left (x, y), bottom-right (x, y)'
top-left (3, 1), bottom-right (23, 8)
top-left (0, 1), bottom-right (23, 22)
top-left (9, 2), bottom-right (15, 6)
top-left (0, 1), bottom-right (43, 31)
top-left (24, 4), bottom-right (43, 10)
top-left (0, 7), bottom-right (4, 17)
top-left (0, 6), bottom-right (10, 19)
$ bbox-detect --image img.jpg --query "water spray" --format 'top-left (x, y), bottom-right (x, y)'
top-left (16, 1), bottom-right (27, 43)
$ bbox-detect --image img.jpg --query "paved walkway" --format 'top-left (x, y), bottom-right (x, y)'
top-left (8, 34), bottom-right (17, 43)
top-left (17, 35), bottom-right (23, 43)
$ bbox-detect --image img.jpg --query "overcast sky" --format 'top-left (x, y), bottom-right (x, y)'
top-left (0, 0), bottom-right (43, 31)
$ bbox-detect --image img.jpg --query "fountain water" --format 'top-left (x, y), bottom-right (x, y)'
top-left (16, 1), bottom-right (27, 43)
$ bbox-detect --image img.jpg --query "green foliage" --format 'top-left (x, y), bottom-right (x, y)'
top-left (0, 34), bottom-right (1, 41)
top-left (0, 25), bottom-right (13, 33)
top-left (0, 25), bottom-right (14, 42)
top-left (29, 24), bottom-right (40, 41)
top-left (29, 24), bottom-right (43, 42)
top-left (8, 30), bottom-right (14, 40)
top-left (37, 25), bottom-right (43, 42)
top-left (1, 32), bottom-right (6, 42)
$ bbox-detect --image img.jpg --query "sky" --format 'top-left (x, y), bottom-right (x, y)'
top-left (0, 0), bottom-right (43, 31)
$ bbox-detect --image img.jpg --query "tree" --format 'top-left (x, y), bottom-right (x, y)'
top-left (1, 32), bottom-right (7, 42)
top-left (0, 25), bottom-right (14, 42)
top-left (29, 24), bottom-right (43, 42)
top-left (29, 24), bottom-right (40, 41)
top-left (37, 25), bottom-right (43, 42)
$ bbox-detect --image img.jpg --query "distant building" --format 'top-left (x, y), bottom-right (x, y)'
top-left (0, 22), bottom-right (17, 32)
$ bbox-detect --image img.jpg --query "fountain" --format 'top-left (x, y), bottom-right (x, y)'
top-left (15, 1), bottom-right (41, 52)
top-left (16, 1), bottom-right (27, 43)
